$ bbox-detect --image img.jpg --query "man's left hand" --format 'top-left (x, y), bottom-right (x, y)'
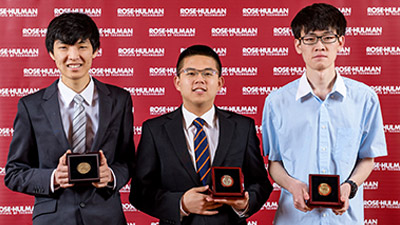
top-left (92, 150), bottom-right (114, 188)
top-left (332, 182), bottom-right (351, 215)
top-left (212, 191), bottom-right (249, 211)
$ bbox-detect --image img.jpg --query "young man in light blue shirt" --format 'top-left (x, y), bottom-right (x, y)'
top-left (262, 3), bottom-right (387, 225)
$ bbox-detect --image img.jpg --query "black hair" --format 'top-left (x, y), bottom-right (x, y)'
top-left (176, 45), bottom-right (222, 77)
top-left (291, 3), bottom-right (347, 39)
top-left (45, 13), bottom-right (100, 53)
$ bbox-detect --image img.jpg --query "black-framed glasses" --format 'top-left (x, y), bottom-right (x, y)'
top-left (299, 34), bottom-right (339, 45)
top-left (179, 68), bottom-right (219, 77)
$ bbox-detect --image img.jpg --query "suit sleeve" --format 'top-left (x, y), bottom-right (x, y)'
top-left (130, 121), bottom-right (182, 223)
top-left (4, 98), bottom-right (54, 197)
top-left (243, 118), bottom-right (273, 216)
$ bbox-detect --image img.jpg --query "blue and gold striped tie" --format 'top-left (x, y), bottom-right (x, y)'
top-left (193, 118), bottom-right (211, 186)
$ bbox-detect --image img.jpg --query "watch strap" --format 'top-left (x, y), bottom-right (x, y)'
top-left (344, 179), bottom-right (358, 199)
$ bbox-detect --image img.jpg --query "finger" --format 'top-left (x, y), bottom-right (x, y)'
top-left (59, 150), bottom-right (69, 165)
top-left (303, 188), bottom-right (310, 201)
top-left (92, 182), bottom-right (101, 188)
top-left (193, 185), bottom-right (209, 193)
top-left (204, 203), bottom-right (223, 210)
top-left (302, 189), bottom-right (311, 211)
top-left (99, 150), bottom-right (107, 166)
top-left (244, 191), bottom-right (249, 200)
top-left (199, 210), bottom-right (219, 216)
top-left (56, 165), bottom-right (69, 174)
top-left (212, 198), bottom-right (228, 204)
top-left (60, 183), bottom-right (74, 188)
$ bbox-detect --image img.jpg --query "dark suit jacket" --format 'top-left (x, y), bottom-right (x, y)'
top-left (130, 107), bottom-right (272, 225)
top-left (4, 78), bottom-right (134, 225)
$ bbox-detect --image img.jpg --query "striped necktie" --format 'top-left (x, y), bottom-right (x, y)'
top-left (193, 118), bottom-right (211, 186)
top-left (72, 94), bottom-right (86, 154)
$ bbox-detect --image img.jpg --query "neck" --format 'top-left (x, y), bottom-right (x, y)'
top-left (61, 76), bottom-right (90, 93)
top-left (306, 67), bottom-right (336, 100)
top-left (183, 103), bottom-right (213, 117)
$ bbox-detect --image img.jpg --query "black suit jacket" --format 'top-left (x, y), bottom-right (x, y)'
top-left (5, 78), bottom-right (134, 225)
top-left (130, 107), bottom-right (272, 225)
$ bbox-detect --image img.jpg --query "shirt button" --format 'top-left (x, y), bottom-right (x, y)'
top-left (322, 169), bottom-right (326, 173)
top-left (321, 147), bottom-right (326, 151)
top-left (321, 125), bottom-right (326, 129)
top-left (330, 95), bottom-right (335, 99)
top-left (323, 213), bottom-right (327, 217)
top-left (80, 202), bottom-right (86, 208)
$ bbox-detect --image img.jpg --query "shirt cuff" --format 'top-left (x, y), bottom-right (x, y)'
top-left (107, 168), bottom-right (117, 190)
top-left (50, 169), bottom-right (60, 193)
top-left (180, 197), bottom-right (190, 220)
top-left (232, 203), bottom-right (249, 218)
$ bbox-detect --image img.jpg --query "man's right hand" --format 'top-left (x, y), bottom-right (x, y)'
top-left (54, 150), bottom-right (74, 189)
top-left (181, 185), bottom-right (222, 215)
top-left (289, 179), bottom-right (311, 213)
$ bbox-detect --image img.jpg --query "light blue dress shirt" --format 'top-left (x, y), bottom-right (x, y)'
top-left (262, 72), bottom-right (387, 225)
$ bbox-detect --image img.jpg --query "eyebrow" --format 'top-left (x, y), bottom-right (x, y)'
top-left (184, 67), bottom-right (216, 71)
top-left (78, 39), bottom-right (89, 44)
top-left (55, 39), bottom-right (88, 45)
top-left (306, 30), bottom-right (335, 36)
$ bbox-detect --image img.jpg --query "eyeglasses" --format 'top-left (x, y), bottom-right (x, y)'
top-left (179, 68), bottom-right (219, 77)
top-left (299, 34), bottom-right (339, 45)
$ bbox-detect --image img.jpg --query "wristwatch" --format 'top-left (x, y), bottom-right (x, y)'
top-left (344, 179), bottom-right (358, 199)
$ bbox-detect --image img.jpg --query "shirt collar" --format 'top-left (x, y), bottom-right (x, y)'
top-left (295, 69), bottom-right (347, 101)
top-left (58, 77), bottom-right (95, 106)
top-left (182, 105), bottom-right (216, 130)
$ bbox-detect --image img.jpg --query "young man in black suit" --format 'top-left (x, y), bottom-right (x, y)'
top-left (5, 13), bottom-right (134, 225)
top-left (130, 45), bottom-right (272, 225)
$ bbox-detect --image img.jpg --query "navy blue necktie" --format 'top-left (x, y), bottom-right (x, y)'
top-left (193, 118), bottom-right (211, 186)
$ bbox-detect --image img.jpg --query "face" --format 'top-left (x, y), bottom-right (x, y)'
top-left (294, 29), bottom-right (344, 72)
top-left (174, 55), bottom-right (224, 112)
top-left (50, 39), bottom-right (97, 85)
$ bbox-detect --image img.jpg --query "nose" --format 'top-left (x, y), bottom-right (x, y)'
top-left (194, 72), bottom-right (206, 83)
top-left (67, 46), bottom-right (80, 60)
top-left (314, 39), bottom-right (326, 51)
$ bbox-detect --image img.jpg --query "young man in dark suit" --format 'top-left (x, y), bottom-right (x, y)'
top-left (4, 13), bottom-right (134, 225)
top-left (130, 45), bottom-right (272, 225)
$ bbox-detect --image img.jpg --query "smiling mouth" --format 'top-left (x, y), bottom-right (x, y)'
top-left (67, 64), bottom-right (82, 69)
top-left (193, 87), bottom-right (206, 92)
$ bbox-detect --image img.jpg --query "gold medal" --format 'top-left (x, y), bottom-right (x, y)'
top-left (77, 162), bottom-right (91, 175)
top-left (318, 183), bottom-right (332, 196)
top-left (221, 175), bottom-right (234, 187)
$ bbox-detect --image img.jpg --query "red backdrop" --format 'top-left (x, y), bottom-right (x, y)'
top-left (0, 0), bottom-right (399, 224)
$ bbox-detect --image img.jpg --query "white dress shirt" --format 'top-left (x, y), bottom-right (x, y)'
top-left (58, 77), bottom-right (98, 149)
top-left (51, 77), bottom-right (115, 191)
top-left (182, 106), bottom-right (219, 169)
top-left (180, 106), bottom-right (247, 217)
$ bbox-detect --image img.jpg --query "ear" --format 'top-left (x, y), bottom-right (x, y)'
top-left (217, 76), bottom-right (225, 91)
top-left (337, 36), bottom-right (345, 52)
top-left (92, 49), bottom-right (99, 59)
top-left (49, 51), bottom-right (56, 61)
top-left (294, 38), bottom-right (302, 54)
top-left (173, 75), bottom-right (181, 92)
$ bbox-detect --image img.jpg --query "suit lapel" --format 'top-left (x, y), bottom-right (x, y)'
top-left (212, 108), bottom-right (235, 167)
top-left (165, 107), bottom-right (200, 185)
top-left (91, 78), bottom-right (112, 152)
top-left (41, 80), bottom-right (70, 150)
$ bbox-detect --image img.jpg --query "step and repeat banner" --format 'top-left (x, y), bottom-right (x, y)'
top-left (0, 0), bottom-right (399, 224)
